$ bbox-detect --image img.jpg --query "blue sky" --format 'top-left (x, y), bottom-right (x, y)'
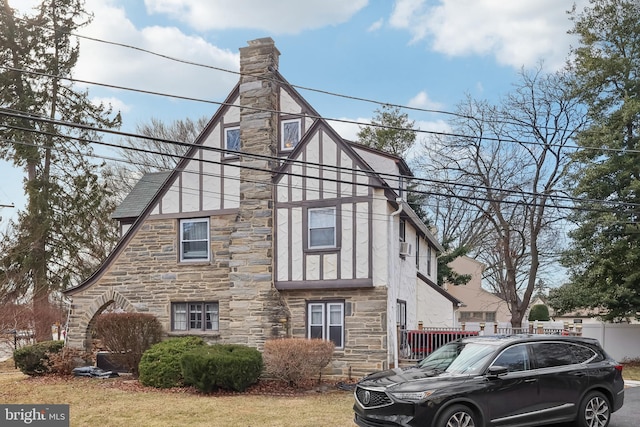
top-left (0, 0), bottom-right (589, 227)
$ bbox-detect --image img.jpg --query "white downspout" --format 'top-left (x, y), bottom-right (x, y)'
top-left (389, 198), bottom-right (403, 369)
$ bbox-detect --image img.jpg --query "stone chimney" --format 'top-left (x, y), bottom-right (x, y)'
top-left (228, 38), bottom-right (286, 348)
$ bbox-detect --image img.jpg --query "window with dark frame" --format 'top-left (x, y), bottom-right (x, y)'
top-left (307, 301), bottom-right (344, 349)
top-left (225, 126), bottom-right (240, 154)
top-left (396, 300), bottom-right (407, 329)
top-left (415, 235), bottom-right (420, 269)
top-left (172, 302), bottom-right (219, 332)
top-left (180, 218), bottom-right (210, 262)
top-left (308, 207), bottom-right (336, 249)
top-left (281, 119), bottom-right (300, 150)
top-left (427, 244), bottom-right (432, 275)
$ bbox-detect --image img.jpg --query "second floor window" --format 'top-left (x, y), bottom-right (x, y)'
top-left (180, 218), bottom-right (210, 262)
top-left (308, 207), bottom-right (336, 249)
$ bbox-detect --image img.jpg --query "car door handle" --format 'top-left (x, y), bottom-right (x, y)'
top-left (524, 378), bottom-right (538, 383)
top-left (571, 372), bottom-right (586, 377)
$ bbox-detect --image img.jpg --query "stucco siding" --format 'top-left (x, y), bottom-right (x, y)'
top-left (416, 280), bottom-right (455, 327)
top-left (280, 88), bottom-right (301, 115)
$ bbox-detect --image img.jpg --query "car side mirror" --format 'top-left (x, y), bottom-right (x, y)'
top-left (487, 365), bottom-right (508, 379)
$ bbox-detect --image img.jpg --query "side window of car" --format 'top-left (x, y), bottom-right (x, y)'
top-left (492, 345), bottom-right (530, 372)
top-left (570, 344), bottom-right (598, 363)
top-left (532, 343), bottom-right (575, 368)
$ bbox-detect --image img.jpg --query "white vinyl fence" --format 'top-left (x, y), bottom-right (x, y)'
top-left (461, 321), bottom-right (640, 362)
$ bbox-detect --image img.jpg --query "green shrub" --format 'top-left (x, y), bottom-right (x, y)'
top-left (263, 338), bottom-right (334, 386)
top-left (93, 312), bottom-right (163, 376)
top-left (528, 304), bottom-right (551, 321)
top-left (139, 336), bottom-right (205, 388)
top-left (181, 344), bottom-right (263, 393)
top-left (14, 340), bottom-right (65, 376)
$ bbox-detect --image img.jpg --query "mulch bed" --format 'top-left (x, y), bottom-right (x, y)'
top-left (19, 372), bottom-right (357, 397)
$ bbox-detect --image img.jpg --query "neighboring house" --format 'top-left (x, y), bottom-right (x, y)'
top-left (63, 38), bottom-right (452, 376)
top-left (444, 256), bottom-right (511, 325)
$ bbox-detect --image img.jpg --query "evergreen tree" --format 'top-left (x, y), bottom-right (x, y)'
top-left (556, 0), bottom-right (640, 321)
top-left (357, 105), bottom-right (416, 157)
top-left (0, 0), bottom-right (121, 339)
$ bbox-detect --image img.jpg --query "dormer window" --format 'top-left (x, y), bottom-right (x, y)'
top-left (225, 126), bottom-right (240, 155)
top-left (281, 119), bottom-right (300, 151)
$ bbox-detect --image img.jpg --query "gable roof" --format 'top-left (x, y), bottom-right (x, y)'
top-left (111, 171), bottom-right (171, 220)
top-left (65, 56), bottom-right (441, 295)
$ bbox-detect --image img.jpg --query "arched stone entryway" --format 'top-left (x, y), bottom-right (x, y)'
top-left (66, 289), bottom-right (136, 351)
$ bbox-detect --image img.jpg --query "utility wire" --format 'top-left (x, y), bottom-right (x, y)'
top-left (3, 63), bottom-right (636, 157)
top-left (0, 108), bottom-right (613, 207)
top-left (2, 110), bottom-right (639, 214)
top-left (3, 10), bottom-right (637, 157)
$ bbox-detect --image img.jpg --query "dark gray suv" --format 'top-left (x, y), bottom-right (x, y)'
top-left (354, 335), bottom-right (624, 427)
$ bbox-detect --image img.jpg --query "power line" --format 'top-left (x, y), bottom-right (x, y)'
top-left (3, 63), bottom-right (637, 158)
top-left (7, 12), bottom-right (623, 150)
top-left (2, 109), bottom-right (639, 214)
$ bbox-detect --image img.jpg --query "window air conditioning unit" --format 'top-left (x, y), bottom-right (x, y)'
top-left (399, 242), bottom-right (412, 257)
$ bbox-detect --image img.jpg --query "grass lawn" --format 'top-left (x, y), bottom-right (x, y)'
top-left (2, 357), bottom-right (638, 427)
top-left (0, 360), bottom-right (355, 427)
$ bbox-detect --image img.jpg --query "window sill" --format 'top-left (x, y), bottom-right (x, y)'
top-left (168, 331), bottom-right (220, 338)
top-left (178, 260), bottom-right (211, 266)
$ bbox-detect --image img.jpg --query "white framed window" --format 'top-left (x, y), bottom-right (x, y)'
top-left (308, 301), bottom-right (344, 349)
top-left (172, 302), bottom-right (219, 331)
top-left (225, 126), bottom-right (240, 154)
top-left (308, 207), bottom-right (336, 249)
top-left (281, 119), bottom-right (300, 150)
top-left (180, 218), bottom-right (210, 262)
top-left (399, 218), bottom-right (406, 242)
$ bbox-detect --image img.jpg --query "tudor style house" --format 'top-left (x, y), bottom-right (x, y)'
top-left (63, 38), bottom-right (455, 377)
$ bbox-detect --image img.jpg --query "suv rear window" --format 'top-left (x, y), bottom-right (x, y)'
top-left (570, 344), bottom-right (599, 363)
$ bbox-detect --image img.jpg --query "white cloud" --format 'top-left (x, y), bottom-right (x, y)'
top-left (144, 0), bottom-right (369, 33)
top-left (390, 0), bottom-right (589, 70)
top-left (327, 117), bottom-right (370, 141)
top-left (368, 18), bottom-right (384, 32)
top-left (416, 119), bottom-right (451, 137)
top-left (91, 97), bottom-right (131, 114)
top-left (72, 1), bottom-right (239, 106)
top-left (408, 91), bottom-right (443, 110)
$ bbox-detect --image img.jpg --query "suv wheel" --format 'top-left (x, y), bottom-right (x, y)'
top-left (577, 391), bottom-right (610, 427)
top-left (438, 404), bottom-right (477, 427)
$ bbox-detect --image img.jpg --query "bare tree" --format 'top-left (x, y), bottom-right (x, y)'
top-left (423, 67), bottom-right (586, 327)
top-left (106, 116), bottom-right (209, 199)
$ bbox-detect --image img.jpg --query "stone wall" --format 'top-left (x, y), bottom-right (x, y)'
top-left (281, 287), bottom-right (389, 379)
top-left (65, 215), bottom-right (235, 349)
top-left (226, 37), bottom-right (285, 348)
